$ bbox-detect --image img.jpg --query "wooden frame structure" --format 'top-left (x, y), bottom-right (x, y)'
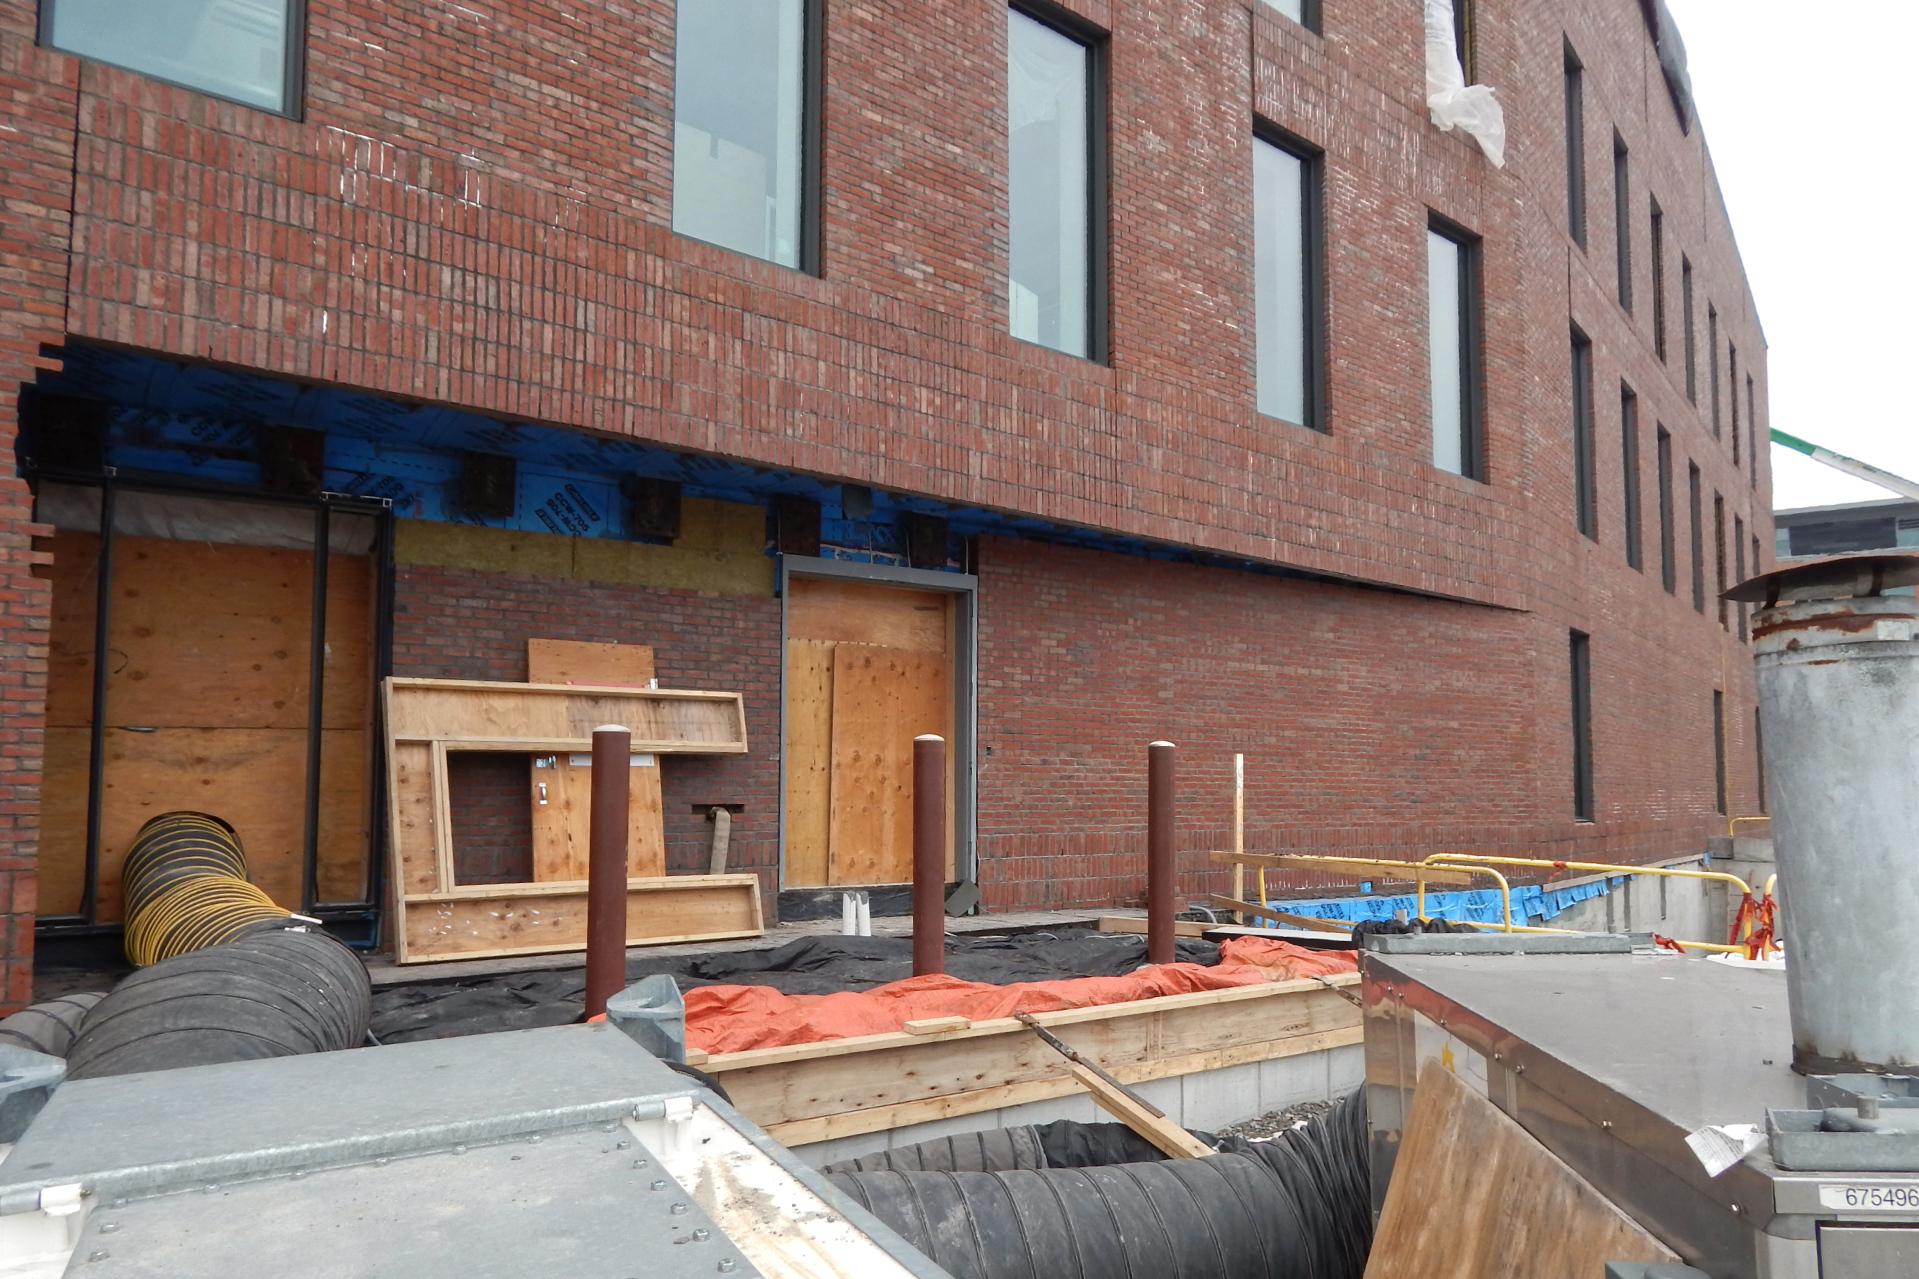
top-left (384, 677), bottom-right (761, 963)
top-left (697, 974), bottom-right (1362, 1147)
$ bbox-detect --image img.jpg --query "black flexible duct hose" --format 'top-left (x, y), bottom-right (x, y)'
top-left (822, 1120), bottom-right (1238, 1175)
top-left (0, 992), bottom-right (106, 1058)
top-left (66, 929), bottom-right (371, 1080)
top-left (827, 1091), bottom-right (1371, 1279)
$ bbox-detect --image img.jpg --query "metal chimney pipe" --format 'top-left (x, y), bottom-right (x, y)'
top-left (912, 734), bottom-right (947, 976)
top-left (1749, 562), bottom-right (1919, 1073)
top-left (585, 724), bottom-right (631, 1019)
top-left (1147, 741), bottom-right (1177, 965)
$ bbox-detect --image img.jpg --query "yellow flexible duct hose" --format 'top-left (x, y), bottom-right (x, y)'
top-left (120, 811), bottom-right (292, 966)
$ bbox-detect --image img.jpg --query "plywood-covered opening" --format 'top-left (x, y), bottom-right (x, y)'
top-left (37, 482), bottom-right (384, 926)
top-left (783, 575), bottom-right (960, 888)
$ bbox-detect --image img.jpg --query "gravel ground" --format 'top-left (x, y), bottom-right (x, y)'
top-left (1220, 1098), bottom-right (1337, 1141)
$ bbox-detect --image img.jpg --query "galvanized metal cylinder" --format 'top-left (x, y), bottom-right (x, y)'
top-left (1753, 594), bottom-right (1919, 1073)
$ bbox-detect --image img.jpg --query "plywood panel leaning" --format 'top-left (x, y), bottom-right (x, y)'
top-left (1364, 1059), bottom-right (1679, 1279)
top-left (782, 639), bottom-right (836, 889)
top-left (828, 644), bottom-right (949, 885)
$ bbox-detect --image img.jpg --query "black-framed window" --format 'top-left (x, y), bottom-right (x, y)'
top-left (672, 0), bottom-right (818, 271)
top-left (1255, 0), bottom-right (1319, 33)
top-left (1730, 343), bottom-right (1741, 464)
top-left (1734, 513), bottom-right (1748, 641)
top-left (1682, 256), bottom-right (1697, 402)
top-left (1621, 383), bottom-right (1642, 571)
top-left (1564, 42), bottom-right (1586, 248)
top-left (1689, 460), bottom-right (1705, 612)
top-left (1007, 2), bottom-right (1106, 361)
top-left (1748, 375), bottom-right (1759, 490)
top-left (1254, 126), bottom-right (1325, 431)
top-left (1454, 0), bottom-right (1476, 83)
top-left (1650, 198), bottom-right (1667, 360)
top-left (1712, 690), bottom-right (1728, 816)
top-left (1708, 305), bottom-right (1721, 436)
top-left (1754, 707), bottom-right (1767, 814)
top-left (1428, 215), bottom-right (1484, 479)
top-left (1613, 132), bottom-right (1631, 310)
top-left (1571, 630), bottom-right (1594, 821)
top-left (1570, 326), bottom-right (1596, 538)
top-left (1656, 425), bottom-right (1676, 592)
top-left (1714, 491), bottom-right (1727, 627)
top-left (41, 0), bottom-right (304, 115)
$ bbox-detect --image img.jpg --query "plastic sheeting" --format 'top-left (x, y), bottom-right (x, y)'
top-left (37, 482), bottom-right (379, 554)
top-left (1423, 0), bottom-right (1504, 166)
top-left (1261, 875), bottom-right (1631, 927)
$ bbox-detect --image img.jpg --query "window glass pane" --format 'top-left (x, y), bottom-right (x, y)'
top-left (49, 0), bottom-right (290, 112)
top-left (673, 0), bottom-right (805, 268)
top-left (1428, 230), bottom-right (1464, 474)
top-left (1007, 9), bottom-right (1089, 358)
top-left (1257, 0), bottom-right (1304, 21)
top-left (1254, 139), bottom-right (1305, 424)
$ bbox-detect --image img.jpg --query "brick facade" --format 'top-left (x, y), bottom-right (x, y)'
top-left (0, 0), bottom-right (1772, 990)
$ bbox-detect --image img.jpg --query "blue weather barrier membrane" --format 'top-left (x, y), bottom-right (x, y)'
top-left (1259, 875), bottom-right (1630, 929)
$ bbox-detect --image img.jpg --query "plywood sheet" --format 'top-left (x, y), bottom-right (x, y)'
top-left (527, 753), bottom-right (667, 881)
top-left (781, 639), bottom-right (835, 888)
top-left (390, 742), bottom-right (441, 895)
top-left (526, 639), bottom-right (655, 687)
top-left (40, 725), bottom-right (370, 920)
top-left (786, 577), bottom-right (950, 652)
top-left (1364, 1060), bottom-right (1679, 1279)
top-left (398, 874), bottom-right (762, 962)
top-left (385, 679), bottom-right (746, 752)
top-left (828, 644), bottom-right (951, 885)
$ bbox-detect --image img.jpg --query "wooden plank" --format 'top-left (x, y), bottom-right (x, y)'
top-left (1208, 895), bottom-right (1355, 934)
top-left (786, 577), bottom-right (950, 652)
top-left (711, 983), bottom-right (1360, 1132)
top-left (1364, 1060), bottom-right (1678, 1278)
top-left (1208, 852), bottom-right (1480, 886)
top-left (389, 742), bottom-right (440, 897)
top-left (384, 679), bottom-right (747, 753)
top-left (762, 1025), bottom-right (1363, 1147)
top-left (1068, 1061), bottom-right (1216, 1159)
top-left (399, 873), bottom-right (762, 962)
top-left (781, 639), bottom-right (835, 889)
top-left (1097, 915), bottom-right (1207, 938)
top-left (827, 644), bottom-right (948, 885)
top-left (527, 752), bottom-right (666, 881)
top-left (526, 639), bottom-right (655, 687)
top-left (902, 1016), bottom-right (971, 1036)
top-left (430, 742), bottom-right (457, 895)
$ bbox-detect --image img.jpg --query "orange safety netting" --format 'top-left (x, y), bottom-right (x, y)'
top-left (685, 936), bottom-right (1357, 1055)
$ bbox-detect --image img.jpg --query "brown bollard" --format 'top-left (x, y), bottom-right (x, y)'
top-left (1147, 740), bottom-right (1177, 965)
top-left (585, 724), bottom-right (632, 1018)
top-left (913, 734), bottom-right (947, 976)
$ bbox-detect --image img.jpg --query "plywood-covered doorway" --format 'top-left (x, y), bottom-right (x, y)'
top-left (37, 482), bottom-right (384, 926)
top-left (782, 569), bottom-right (970, 888)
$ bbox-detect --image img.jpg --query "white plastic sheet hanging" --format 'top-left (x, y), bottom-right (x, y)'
top-left (1423, 0), bottom-right (1505, 167)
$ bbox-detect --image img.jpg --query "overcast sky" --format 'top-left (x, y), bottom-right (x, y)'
top-left (1663, 0), bottom-right (1918, 513)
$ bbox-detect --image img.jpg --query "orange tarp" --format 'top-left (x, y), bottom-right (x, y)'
top-left (685, 936), bottom-right (1357, 1055)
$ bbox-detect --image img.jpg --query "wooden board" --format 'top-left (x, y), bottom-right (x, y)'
top-left (1097, 915), bottom-right (1209, 938)
top-left (385, 678), bottom-right (746, 752)
top-left (827, 644), bottom-right (949, 885)
top-left (1208, 852), bottom-right (1480, 886)
top-left (707, 976), bottom-right (1361, 1140)
top-left (1207, 895), bottom-right (1355, 934)
top-left (398, 873), bottom-right (762, 962)
top-left (1364, 1059), bottom-right (1679, 1279)
top-left (786, 577), bottom-right (950, 651)
top-left (526, 639), bottom-right (655, 687)
top-left (1068, 1061), bottom-right (1216, 1159)
top-left (781, 639), bottom-right (836, 888)
top-left (527, 752), bottom-right (666, 880)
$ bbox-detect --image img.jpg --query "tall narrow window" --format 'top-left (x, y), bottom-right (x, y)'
top-left (1454, 0), bottom-right (1476, 83)
top-left (1571, 631), bottom-right (1594, 821)
top-left (1748, 375), bottom-right (1759, 490)
top-left (1657, 426), bottom-right (1676, 593)
top-left (1007, 6), bottom-right (1099, 360)
top-left (1255, 130), bottom-right (1323, 430)
top-left (1735, 514), bottom-right (1748, 641)
top-left (1255, 0), bottom-right (1316, 30)
top-left (1571, 328), bottom-right (1596, 539)
top-left (1708, 306), bottom-right (1721, 436)
top-left (1621, 384), bottom-right (1642, 571)
top-left (1730, 344), bottom-right (1741, 464)
top-left (1429, 217), bottom-right (1482, 478)
top-left (1682, 257), bottom-right (1697, 403)
top-left (1650, 198), bottom-right (1667, 360)
top-left (1714, 492), bottom-right (1727, 627)
top-left (1755, 707), bottom-right (1767, 814)
top-left (1612, 133), bottom-right (1631, 310)
top-left (673, 0), bottom-right (808, 269)
top-left (1689, 461), bottom-right (1705, 612)
top-left (1564, 44), bottom-right (1585, 247)
top-left (43, 0), bottom-right (300, 114)
top-left (1712, 690), bottom-right (1728, 816)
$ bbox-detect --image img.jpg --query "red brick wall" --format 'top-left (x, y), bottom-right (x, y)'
top-left (389, 566), bottom-right (782, 916)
